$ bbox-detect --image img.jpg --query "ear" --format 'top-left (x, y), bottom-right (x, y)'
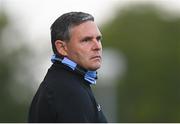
top-left (55, 40), bottom-right (68, 56)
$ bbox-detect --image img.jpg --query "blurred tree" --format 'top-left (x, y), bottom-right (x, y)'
top-left (0, 9), bottom-right (34, 122)
top-left (101, 4), bottom-right (180, 122)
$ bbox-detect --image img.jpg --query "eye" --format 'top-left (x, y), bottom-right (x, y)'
top-left (96, 36), bottom-right (102, 42)
top-left (82, 37), bottom-right (92, 42)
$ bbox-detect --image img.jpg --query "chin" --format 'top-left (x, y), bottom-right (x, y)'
top-left (89, 65), bottom-right (101, 71)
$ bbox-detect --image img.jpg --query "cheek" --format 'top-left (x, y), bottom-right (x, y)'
top-left (67, 44), bottom-right (91, 62)
top-left (75, 47), bottom-right (89, 57)
top-left (69, 49), bottom-right (87, 61)
top-left (66, 45), bottom-right (79, 57)
top-left (77, 51), bottom-right (91, 65)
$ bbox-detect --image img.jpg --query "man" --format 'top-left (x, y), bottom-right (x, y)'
top-left (28, 12), bottom-right (107, 123)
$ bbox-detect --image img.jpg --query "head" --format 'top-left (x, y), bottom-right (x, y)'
top-left (50, 12), bottom-right (102, 71)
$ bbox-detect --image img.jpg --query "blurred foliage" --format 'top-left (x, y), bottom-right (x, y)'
top-left (1, 3), bottom-right (180, 123)
top-left (0, 10), bottom-right (34, 122)
top-left (101, 4), bottom-right (180, 122)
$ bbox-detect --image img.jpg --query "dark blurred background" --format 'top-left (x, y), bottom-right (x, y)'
top-left (0, 0), bottom-right (180, 122)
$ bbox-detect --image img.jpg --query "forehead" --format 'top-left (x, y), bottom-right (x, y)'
top-left (70, 21), bottom-right (102, 38)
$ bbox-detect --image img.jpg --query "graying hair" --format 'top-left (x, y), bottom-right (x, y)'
top-left (50, 12), bottom-right (94, 54)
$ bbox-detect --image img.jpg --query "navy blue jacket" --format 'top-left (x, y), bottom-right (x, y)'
top-left (28, 61), bottom-right (107, 123)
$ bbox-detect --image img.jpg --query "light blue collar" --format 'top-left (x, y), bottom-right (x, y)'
top-left (51, 54), bottom-right (97, 85)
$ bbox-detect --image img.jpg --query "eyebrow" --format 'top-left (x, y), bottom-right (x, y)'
top-left (81, 35), bottom-right (102, 41)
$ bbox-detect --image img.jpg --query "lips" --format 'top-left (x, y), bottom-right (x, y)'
top-left (90, 56), bottom-right (101, 60)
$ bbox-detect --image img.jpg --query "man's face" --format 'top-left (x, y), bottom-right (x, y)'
top-left (65, 21), bottom-right (102, 71)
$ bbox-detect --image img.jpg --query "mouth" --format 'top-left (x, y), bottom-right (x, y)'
top-left (90, 56), bottom-right (102, 60)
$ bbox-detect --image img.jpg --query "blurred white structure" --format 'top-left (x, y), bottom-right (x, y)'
top-left (94, 48), bottom-right (127, 122)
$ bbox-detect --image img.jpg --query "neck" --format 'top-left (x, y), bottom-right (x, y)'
top-left (51, 54), bottom-right (97, 85)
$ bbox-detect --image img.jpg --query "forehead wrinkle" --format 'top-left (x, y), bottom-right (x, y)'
top-left (69, 21), bottom-right (101, 40)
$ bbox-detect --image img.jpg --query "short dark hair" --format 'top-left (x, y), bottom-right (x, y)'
top-left (50, 12), bottom-right (94, 54)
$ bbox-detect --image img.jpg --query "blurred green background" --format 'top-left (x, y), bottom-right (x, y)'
top-left (0, 1), bottom-right (180, 123)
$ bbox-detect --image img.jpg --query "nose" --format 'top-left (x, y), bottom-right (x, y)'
top-left (92, 39), bottom-right (102, 51)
